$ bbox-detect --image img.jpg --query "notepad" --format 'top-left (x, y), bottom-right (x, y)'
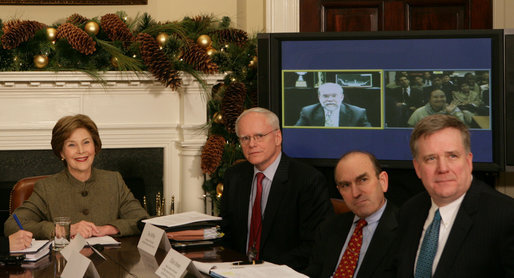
top-left (10, 240), bottom-right (51, 262)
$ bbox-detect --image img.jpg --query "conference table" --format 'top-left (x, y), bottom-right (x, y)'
top-left (0, 236), bottom-right (246, 277)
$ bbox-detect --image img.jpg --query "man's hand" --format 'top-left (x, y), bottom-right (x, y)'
top-left (9, 230), bottom-right (33, 251)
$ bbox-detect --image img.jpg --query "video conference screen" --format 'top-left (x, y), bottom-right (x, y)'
top-left (280, 37), bottom-right (495, 164)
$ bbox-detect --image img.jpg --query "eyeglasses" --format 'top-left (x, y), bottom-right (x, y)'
top-left (238, 129), bottom-right (278, 145)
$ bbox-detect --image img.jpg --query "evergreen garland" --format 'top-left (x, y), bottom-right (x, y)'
top-left (0, 12), bottom-right (257, 213)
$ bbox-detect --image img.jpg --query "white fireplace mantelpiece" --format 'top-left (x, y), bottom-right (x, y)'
top-left (0, 71), bottom-right (223, 214)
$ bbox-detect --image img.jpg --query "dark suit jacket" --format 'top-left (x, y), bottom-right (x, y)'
top-left (220, 154), bottom-right (333, 271)
top-left (389, 86), bottom-right (425, 108)
top-left (395, 179), bottom-right (514, 278)
top-left (295, 103), bottom-right (371, 127)
top-left (304, 202), bottom-right (399, 278)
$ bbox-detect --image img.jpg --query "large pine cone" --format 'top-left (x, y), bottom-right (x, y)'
top-left (66, 13), bottom-right (89, 26)
top-left (221, 82), bottom-right (247, 133)
top-left (1, 20), bottom-right (46, 50)
top-left (181, 39), bottom-right (218, 74)
top-left (211, 28), bottom-right (248, 47)
top-left (57, 23), bottom-right (96, 55)
top-left (101, 13), bottom-right (134, 44)
top-left (201, 134), bottom-right (226, 175)
top-left (136, 33), bottom-right (182, 90)
top-left (2, 19), bottom-right (22, 33)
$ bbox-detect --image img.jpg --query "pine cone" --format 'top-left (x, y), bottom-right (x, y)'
top-left (57, 23), bottom-right (96, 55)
top-left (101, 13), bottom-right (134, 44)
top-left (1, 20), bottom-right (46, 50)
top-left (136, 32), bottom-right (182, 90)
top-left (211, 28), bottom-right (248, 47)
top-left (2, 19), bottom-right (21, 33)
top-left (201, 134), bottom-right (226, 175)
top-left (181, 39), bottom-right (218, 74)
top-left (66, 13), bottom-right (89, 26)
top-left (221, 82), bottom-right (247, 133)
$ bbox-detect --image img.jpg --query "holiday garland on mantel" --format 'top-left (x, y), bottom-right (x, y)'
top-left (0, 12), bottom-right (258, 212)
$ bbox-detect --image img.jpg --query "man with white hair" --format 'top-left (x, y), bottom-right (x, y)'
top-left (295, 82), bottom-right (371, 127)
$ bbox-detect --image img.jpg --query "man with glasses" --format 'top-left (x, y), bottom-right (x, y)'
top-left (220, 107), bottom-right (333, 271)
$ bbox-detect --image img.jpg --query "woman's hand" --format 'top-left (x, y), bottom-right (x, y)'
top-left (93, 225), bottom-right (119, 237)
top-left (71, 220), bottom-right (100, 239)
top-left (9, 230), bottom-right (33, 251)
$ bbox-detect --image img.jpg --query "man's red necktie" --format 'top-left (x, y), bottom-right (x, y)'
top-left (333, 219), bottom-right (368, 278)
top-left (248, 172), bottom-right (265, 259)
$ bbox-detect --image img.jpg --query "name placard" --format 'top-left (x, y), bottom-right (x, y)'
top-left (155, 248), bottom-right (203, 278)
top-left (61, 252), bottom-right (100, 278)
top-left (60, 234), bottom-right (86, 261)
top-left (137, 223), bottom-right (171, 256)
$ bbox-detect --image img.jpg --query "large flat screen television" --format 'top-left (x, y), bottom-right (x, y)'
top-left (258, 30), bottom-right (504, 171)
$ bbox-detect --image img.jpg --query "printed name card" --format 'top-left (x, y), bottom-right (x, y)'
top-left (137, 223), bottom-right (171, 255)
top-left (155, 248), bottom-right (203, 278)
top-left (61, 252), bottom-right (100, 278)
top-left (61, 233), bottom-right (86, 261)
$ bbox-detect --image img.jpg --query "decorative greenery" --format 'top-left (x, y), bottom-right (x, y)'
top-left (0, 13), bottom-right (257, 213)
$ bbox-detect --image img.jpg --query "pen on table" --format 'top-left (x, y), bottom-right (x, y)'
top-left (13, 213), bottom-right (24, 230)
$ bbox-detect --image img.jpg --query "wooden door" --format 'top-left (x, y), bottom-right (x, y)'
top-left (300, 0), bottom-right (492, 32)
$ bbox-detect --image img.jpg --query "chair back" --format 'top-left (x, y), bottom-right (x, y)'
top-left (9, 175), bottom-right (49, 214)
top-left (330, 198), bottom-right (351, 214)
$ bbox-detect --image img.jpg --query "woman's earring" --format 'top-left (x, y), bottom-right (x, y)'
top-left (61, 157), bottom-right (65, 161)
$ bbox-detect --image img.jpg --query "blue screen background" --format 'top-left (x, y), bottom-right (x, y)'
top-left (281, 38), bottom-right (493, 162)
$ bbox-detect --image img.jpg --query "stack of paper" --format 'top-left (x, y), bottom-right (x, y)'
top-left (142, 211), bottom-right (223, 248)
top-left (10, 239), bottom-right (51, 262)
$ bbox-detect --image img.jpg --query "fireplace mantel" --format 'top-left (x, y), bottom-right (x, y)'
top-left (0, 71), bottom-right (223, 214)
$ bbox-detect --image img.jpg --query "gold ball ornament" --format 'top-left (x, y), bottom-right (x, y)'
top-left (46, 27), bottom-right (57, 41)
top-left (33, 54), bottom-right (49, 69)
top-left (216, 183), bottom-right (224, 198)
top-left (213, 112), bottom-right (223, 124)
top-left (110, 57), bottom-right (119, 68)
top-left (249, 56), bottom-right (258, 67)
top-left (156, 33), bottom-right (170, 47)
top-left (206, 47), bottom-right (216, 56)
top-left (84, 21), bottom-right (100, 36)
top-left (197, 34), bottom-right (212, 48)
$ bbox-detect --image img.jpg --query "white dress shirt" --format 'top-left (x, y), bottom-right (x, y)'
top-left (414, 193), bottom-right (466, 275)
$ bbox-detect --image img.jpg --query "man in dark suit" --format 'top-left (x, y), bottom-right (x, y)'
top-left (220, 107), bottom-right (333, 271)
top-left (394, 114), bottom-right (514, 278)
top-left (387, 75), bottom-right (424, 127)
top-left (295, 82), bottom-right (371, 127)
top-left (304, 151), bottom-right (398, 278)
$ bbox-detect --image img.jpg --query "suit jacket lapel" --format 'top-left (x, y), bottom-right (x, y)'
top-left (339, 103), bottom-right (352, 126)
top-left (237, 163), bottom-right (255, 246)
top-left (324, 214), bottom-right (355, 276)
top-left (357, 202), bottom-right (398, 278)
top-left (433, 181), bottom-right (479, 278)
top-left (401, 195), bottom-right (431, 277)
top-left (312, 104), bottom-right (325, 126)
top-left (260, 155), bottom-right (289, 247)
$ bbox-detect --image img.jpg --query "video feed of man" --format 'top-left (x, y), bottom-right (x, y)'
top-left (385, 70), bottom-right (490, 129)
top-left (283, 70), bottom-right (383, 128)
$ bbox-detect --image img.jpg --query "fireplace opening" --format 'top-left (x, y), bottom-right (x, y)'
top-left (0, 148), bottom-right (163, 236)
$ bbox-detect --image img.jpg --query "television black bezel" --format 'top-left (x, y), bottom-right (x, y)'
top-left (257, 30), bottom-right (505, 171)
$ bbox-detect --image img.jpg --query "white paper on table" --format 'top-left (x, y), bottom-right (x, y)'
top-left (86, 235), bottom-right (121, 246)
top-left (142, 211), bottom-right (221, 228)
top-left (206, 262), bottom-right (308, 278)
